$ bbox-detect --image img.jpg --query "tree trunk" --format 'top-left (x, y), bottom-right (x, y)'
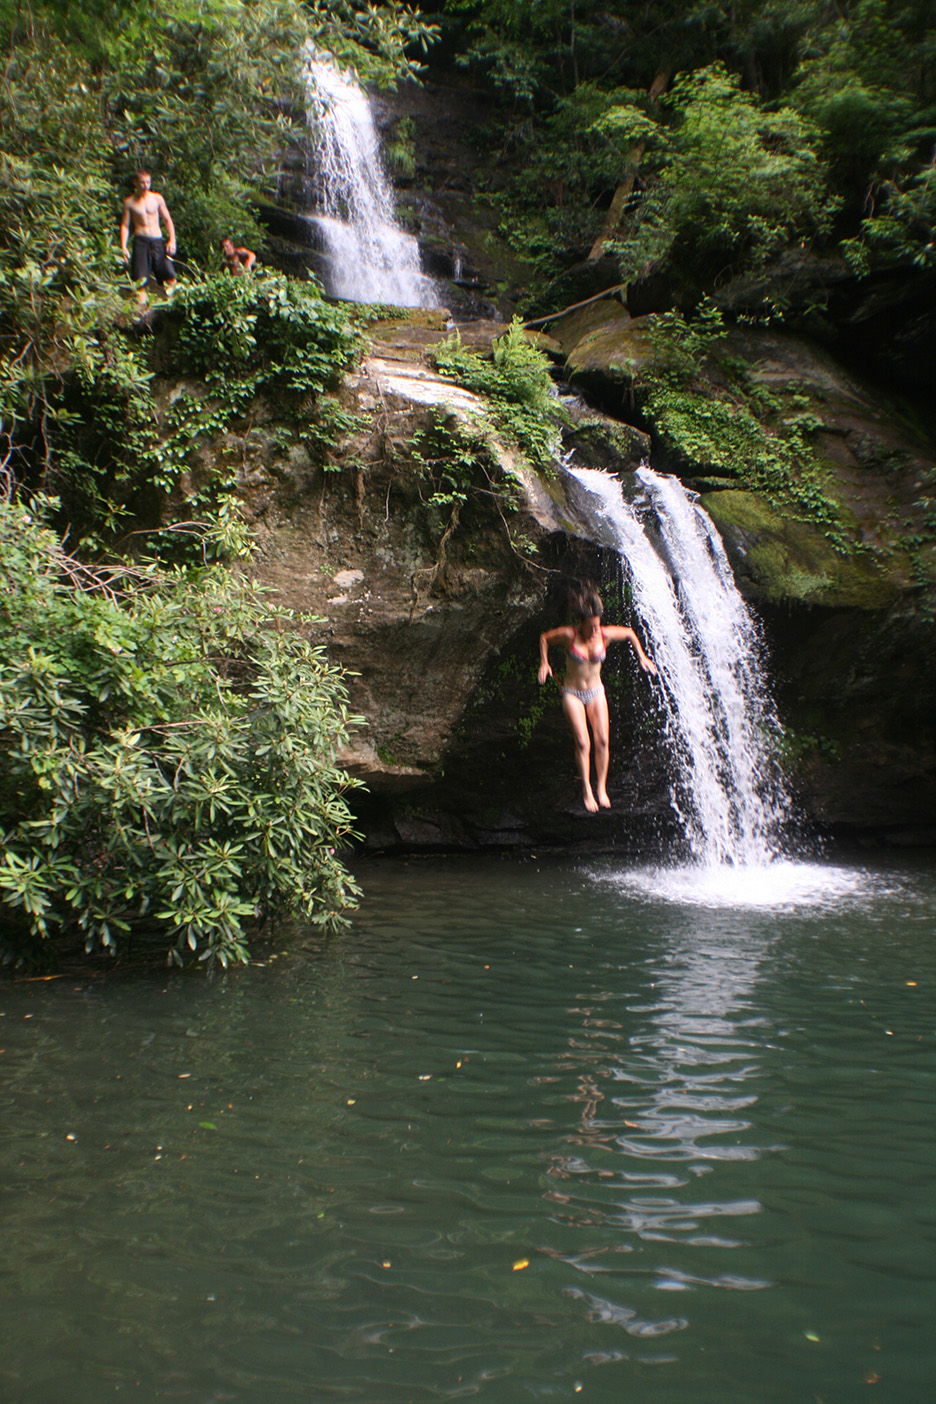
top-left (587, 141), bottom-right (645, 261)
top-left (587, 67), bottom-right (670, 263)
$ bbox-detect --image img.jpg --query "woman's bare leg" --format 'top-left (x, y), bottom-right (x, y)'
top-left (587, 691), bottom-right (611, 808)
top-left (561, 693), bottom-right (598, 812)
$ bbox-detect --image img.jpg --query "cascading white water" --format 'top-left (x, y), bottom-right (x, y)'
top-left (568, 464), bottom-right (791, 867)
top-left (303, 53), bottom-right (437, 308)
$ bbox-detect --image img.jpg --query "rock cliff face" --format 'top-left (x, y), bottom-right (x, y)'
top-left (222, 315), bottom-right (563, 790)
top-left (225, 311), bottom-right (672, 852)
top-left (224, 301), bottom-right (934, 854)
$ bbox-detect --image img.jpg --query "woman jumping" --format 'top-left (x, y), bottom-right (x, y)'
top-left (538, 582), bottom-right (657, 813)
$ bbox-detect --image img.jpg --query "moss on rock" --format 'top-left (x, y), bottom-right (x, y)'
top-left (702, 489), bottom-right (900, 608)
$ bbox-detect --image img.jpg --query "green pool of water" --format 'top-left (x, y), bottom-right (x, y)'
top-left (2, 855), bottom-right (934, 1403)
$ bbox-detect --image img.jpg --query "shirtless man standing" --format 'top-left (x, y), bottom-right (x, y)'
top-left (119, 170), bottom-right (177, 305)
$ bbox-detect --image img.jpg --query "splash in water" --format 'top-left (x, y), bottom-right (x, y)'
top-left (568, 465), bottom-right (793, 867)
top-left (303, 53), bottom-right (437, 307)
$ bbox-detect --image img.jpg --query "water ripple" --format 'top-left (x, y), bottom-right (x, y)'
top-left (2, 857), bottom-right (935, 1404)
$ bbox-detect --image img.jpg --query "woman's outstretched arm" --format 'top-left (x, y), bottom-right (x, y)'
top-left (604, 625), bottom-right (657, 675)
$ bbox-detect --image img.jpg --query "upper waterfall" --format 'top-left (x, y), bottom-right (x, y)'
top-left (302, 53), bottom-right (438, 308)
top-left (568, 465), bottom-right (793, 867)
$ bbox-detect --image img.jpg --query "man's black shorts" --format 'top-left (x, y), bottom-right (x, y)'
top-left (131, 236), bottom-right (175, 285)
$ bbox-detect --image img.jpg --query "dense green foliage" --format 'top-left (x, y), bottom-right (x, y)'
top-left (0, 495), bottom-right (362, 968)
top-left (8, 267), bottom-right (357, 556)
top-left (0, 1), bottom-right (422, 965)
top-left (434, 0), bottom-right (936, 290)
top-left (632, 303), bottom-right (855, 549)
top-left (148, 271), bottom-right (358, 521)
top-left (0, 263), bottom-right (363, 969)
top-left (604, 66), bottom-right (835, 281)
top-left (430, 318), bottom-right (566, 467)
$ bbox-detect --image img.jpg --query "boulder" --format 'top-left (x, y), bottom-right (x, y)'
top-left (714, 250), bottom-right (936, 393)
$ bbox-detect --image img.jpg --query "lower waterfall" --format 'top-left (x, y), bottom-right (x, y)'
top-left (568, 465), bottom-right (793, 867)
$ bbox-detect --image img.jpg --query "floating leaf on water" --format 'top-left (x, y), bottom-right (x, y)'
top-left (199, 1121), bottom-right (217, 1130)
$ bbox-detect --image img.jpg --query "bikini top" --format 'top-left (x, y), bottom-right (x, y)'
top-left (568, 628), bottom-right (607, 664)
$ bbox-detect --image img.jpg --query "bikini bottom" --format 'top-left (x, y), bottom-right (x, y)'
top-left (561, 684), bottom-right (604, 706)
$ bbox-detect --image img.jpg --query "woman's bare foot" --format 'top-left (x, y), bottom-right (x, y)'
top-left (583, 788), bottom-right (599, 813)
top-left (596, 787), bottom-right (611, 809)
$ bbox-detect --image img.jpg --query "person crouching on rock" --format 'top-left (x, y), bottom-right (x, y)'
top-left (221, 237), bottom-right (257, 275)
top-left (538, 581), bottom-right (657, 813)
top-left (120, 169), bottom-right (177, 307)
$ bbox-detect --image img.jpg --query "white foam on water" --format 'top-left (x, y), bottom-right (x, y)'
top-left (597, 860), bottom-right (888, 912)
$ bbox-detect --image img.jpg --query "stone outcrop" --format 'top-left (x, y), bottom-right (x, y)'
top-left (232, 313), bottom-right (571, 791)
top-left (200, 311), bottom-right (671, 851)
top-left (713, 250), bottom-right (936, 395)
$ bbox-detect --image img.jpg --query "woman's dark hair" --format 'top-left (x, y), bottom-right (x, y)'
top-left (569, 581), bottom-right (603, 621)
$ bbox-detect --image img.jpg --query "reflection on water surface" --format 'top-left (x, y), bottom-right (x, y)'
top-left (1, 856), bottom-right (934, 1404)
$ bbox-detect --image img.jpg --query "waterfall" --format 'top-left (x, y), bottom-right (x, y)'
top-left (568, 465), bottom-right (792, 867)
top-left (302, 53), bottom-right (438, 308)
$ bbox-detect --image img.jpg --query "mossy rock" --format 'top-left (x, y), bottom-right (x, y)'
top-left (525, 256), bottom-right (624, 321)
top-left (702, 489), bottom-right (900, 608)
top-left (559, 308), bottom-right (652, 377)
top-left (565, 415), bottom-right (649, 473)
